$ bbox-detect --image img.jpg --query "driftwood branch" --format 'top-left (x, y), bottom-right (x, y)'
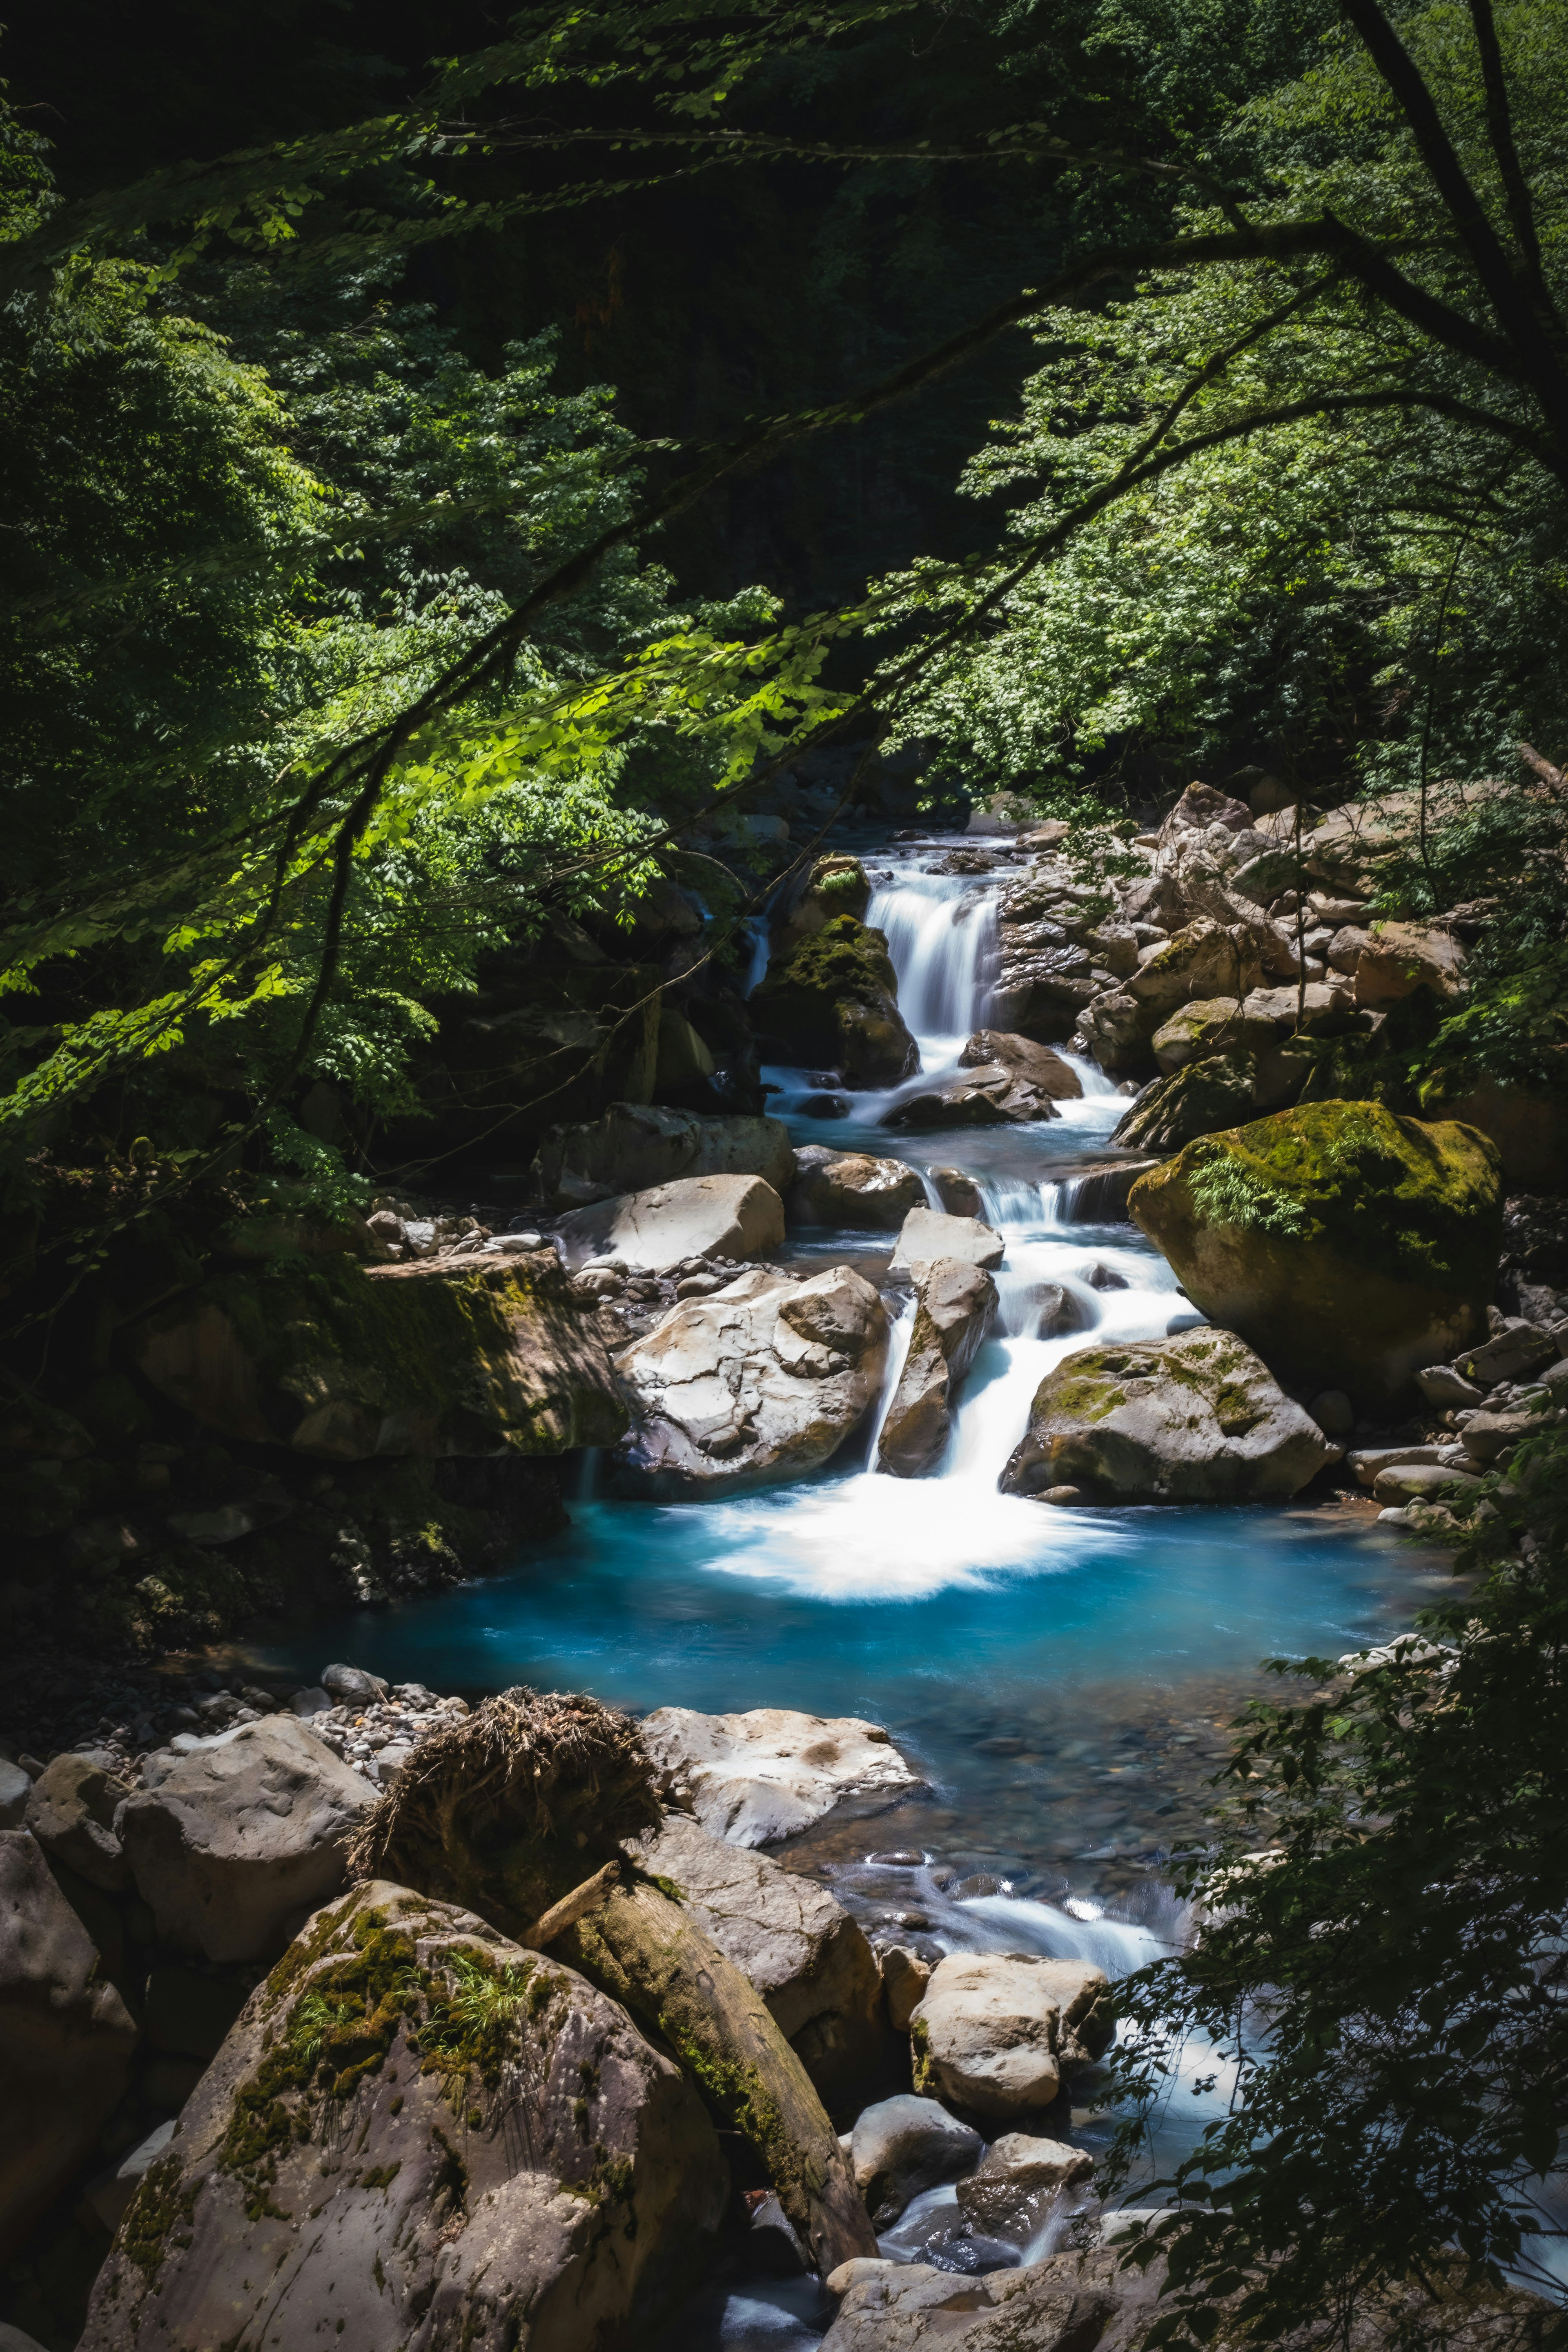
top-left (519, 1859), bottom-right (623, 1948)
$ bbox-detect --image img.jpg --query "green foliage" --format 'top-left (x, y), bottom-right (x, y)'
top-left (1103, 1416), bottom-right (1568, 2347)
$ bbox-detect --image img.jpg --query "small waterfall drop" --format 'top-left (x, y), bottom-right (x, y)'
top-left (866, 874), bottom-right (998, 1055)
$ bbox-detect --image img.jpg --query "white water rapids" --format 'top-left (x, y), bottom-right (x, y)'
top-left (742, 858), bottom-right (1194, 1601)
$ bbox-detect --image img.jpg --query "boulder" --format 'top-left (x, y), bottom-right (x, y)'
top-left (76, 1881), bottom-right (728, 2352)
top-left (960, 1032), bottom-right (1083, 1100)
top-left (640, 1706), bottom-right (921, 1848)
top-left (1126, 918), bottom-right (1263, 1024)
top-left (1459, 1408), bottom-right (1538, 1461)
top-left (892, 1207), bottom-right (1004, 1275)
top-left (909, 1952), bottom-right (1114, 2120)
top-left (931, 1168), bottom-right (984, 1217)
top-left (531, 1100), bottom-right (794, 1212)
top-left (1158, 782), bottom-right (1253, 841)
top-left (1084, 991), bottom-right (1152, 1074)
top-left (881, 1065), bottom-right (1059, 1129)
top-left (1151, 997), bottom-right (1278, 1073)
top-left (1457, 1318), bottom-right (1556, 1387)
top-left (954, 2134), bottom-right (1094, 2236)
top-left (819, 2250), bottom-right (1128, 2352)
top-left (134, 1248), bottom-right (626, 1460)
top-left (1110, 1054), bottom-right (1261, 1153)
top-left (1238, 981), bottom-right (1361, 1034)
top-left (1227, 846), bottom-right (1302, 905)
top-left (779, 854), bottom-right (873, 948)
top-left (1128, 1102), bottom-right (1503, 1409)
top-left (22, 1753), bottom-right (132, 1892)
top-left (631, 1813), bottom-right (886, 2094)
top-left (849, 2094), bottom-right (982, 2227)
top-left (791, 1147), bottom-right (925, 1230)
top-left (883, 1030), bottom-right (1083, 1130)
top-left (1354, 920), bottom-right (1466, 1009)
top-left (881, 1947), bottom-right (932, 2031)
top-left (1372, 1462), bottom-right (1484, 1503)
top-left (1035, 1283), bottom-right (1091, 1339)
top-left (878, 1259), bottom-right (999, 1477)
top-left (118, 1713), bottom-right (377, 1962)
top-left (322, 1661), bottom-right (388, 1706)
top-left (555, 1172), bottom-right (786, 1274)
top-left (753, 915), bottom-right (920, 1087)
top-left (999, 1329), bottom-right (1340, 1502)
top-left (608, 1265), bottom-right (889, 1498)
top-left (0, 1830), bottom-right (138, 2262)
top-left (0, 1762), bottom-right (28, 1831)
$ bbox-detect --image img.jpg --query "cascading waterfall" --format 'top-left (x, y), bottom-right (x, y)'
top-left (866, 872), bottom-right (999, 1049)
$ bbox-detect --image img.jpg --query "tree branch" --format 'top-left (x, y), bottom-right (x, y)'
top-left (1464, 0), bottom-right (1559, 320)
top-left (1339, 0), bottom-right (1568, 451)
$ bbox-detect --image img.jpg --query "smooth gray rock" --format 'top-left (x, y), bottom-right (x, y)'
top-left (0, 1761), bottom-right (30, 1831)
top-left (555, 1172), bottom-right (786, 1272)
top-left (891, 1207), bottom-right (1004, 1275)
top-left (610, 1265), bottom-right (890, 1498)
top-left (878, 1259), bottom-right (999, 1477)
top-left (1414, 1363), bottom-right (1485, 1408)
top-left (118, 1712), bottom-right (376, 1962)
top-left (0, 1831), bottom-right (137, 2262)
top-left (641, 1705), bottom-right (920, 1848)
top-left (1457, 1321), bottom-right (1555, 1387)
top-left (848, 2093), bottom-right (982, 2227)
top-left (22, 1753), bottom-right (132, 1892)
top-left (910, 1952), bottom-right (1114, 2121)
top-left (791, 1147), bottom-right (925, 1230)
top-left (321, 1662), bottom-right (386, 1705)
top-left (533, 1101), bottom-right (794, 1212)
top-left (820, 2251), bottom-right (1128, 2352)
top-left (632, 1813), bottom-right (886, 2094)
top-left (76, 1882), bottom-right (728, 2352)
top-left (1000, 1330), bottom-right (1341, 1503)
top-left (881, 1946), bottom-right (931, 2032)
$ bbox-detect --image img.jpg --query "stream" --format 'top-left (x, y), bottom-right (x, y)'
top-left (253, 839), bottom-right (1445, 2341)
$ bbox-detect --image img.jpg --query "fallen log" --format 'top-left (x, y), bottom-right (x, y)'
top-left (349, 1686), bottom-right (877, 2273)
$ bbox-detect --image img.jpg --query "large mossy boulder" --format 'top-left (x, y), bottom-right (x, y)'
top-left (752, 915), bottom-right (918, 1087)
top-left (134, 1249), bottom-right (626, 1460)
top-left (78, 1881), bottom-right (728, 2352)
top-left (1129, 1101), bottom-right (1502, 1408)
top-left (999, 1329), bottom-right (1339, 1502)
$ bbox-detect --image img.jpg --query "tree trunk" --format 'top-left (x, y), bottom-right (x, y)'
top-left (562, 1877), bottom-right (878, 2274)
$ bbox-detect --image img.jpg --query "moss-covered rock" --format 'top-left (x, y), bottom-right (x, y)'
top-left (752, 915), bottom-right (918, 1087)
top-left (78, 1883), bottom-right (728, 2352)
top-left (133, 1248), bottom-right (626, 1460)
top-left (1129, 1101), bottom-right (1502, 1408)
top-left (998, 1328), bottom-right (1339, 1502)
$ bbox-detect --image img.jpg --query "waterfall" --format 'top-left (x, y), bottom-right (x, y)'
top-left (866, 875), bottom-right (998, 1057)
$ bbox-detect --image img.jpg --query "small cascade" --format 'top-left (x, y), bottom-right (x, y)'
top-left (866, 874), bottom-right (998, 1051)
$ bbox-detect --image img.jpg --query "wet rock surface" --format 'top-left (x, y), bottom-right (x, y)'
top-left (609, 1264), bottom-right (891, 1497)
top-left (0, 1832), bottom-right (138, 2262)
top-left (878, 1259), bottom-right (1000, 1477)
top-left (909, 1950), bottom-right (1114, 2120)
top-left (555, 1171), bottom-right (787, 1273)
top-left (1000, 1329), bottom-right (1341, 1503)
top-left (641, 1706), bottom-right (922, 1847)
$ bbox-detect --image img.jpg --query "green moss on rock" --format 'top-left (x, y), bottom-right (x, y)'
top-left (133, 1250), bottom-right (626, 1461)
top-left (1130, 1101), bottom-right (1502, 1409)
top-left (752, 915), bottom-right (918, 1085)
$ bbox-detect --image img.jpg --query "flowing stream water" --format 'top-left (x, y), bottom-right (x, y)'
top-left (254, 840), bottom-right (1446, 2340)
